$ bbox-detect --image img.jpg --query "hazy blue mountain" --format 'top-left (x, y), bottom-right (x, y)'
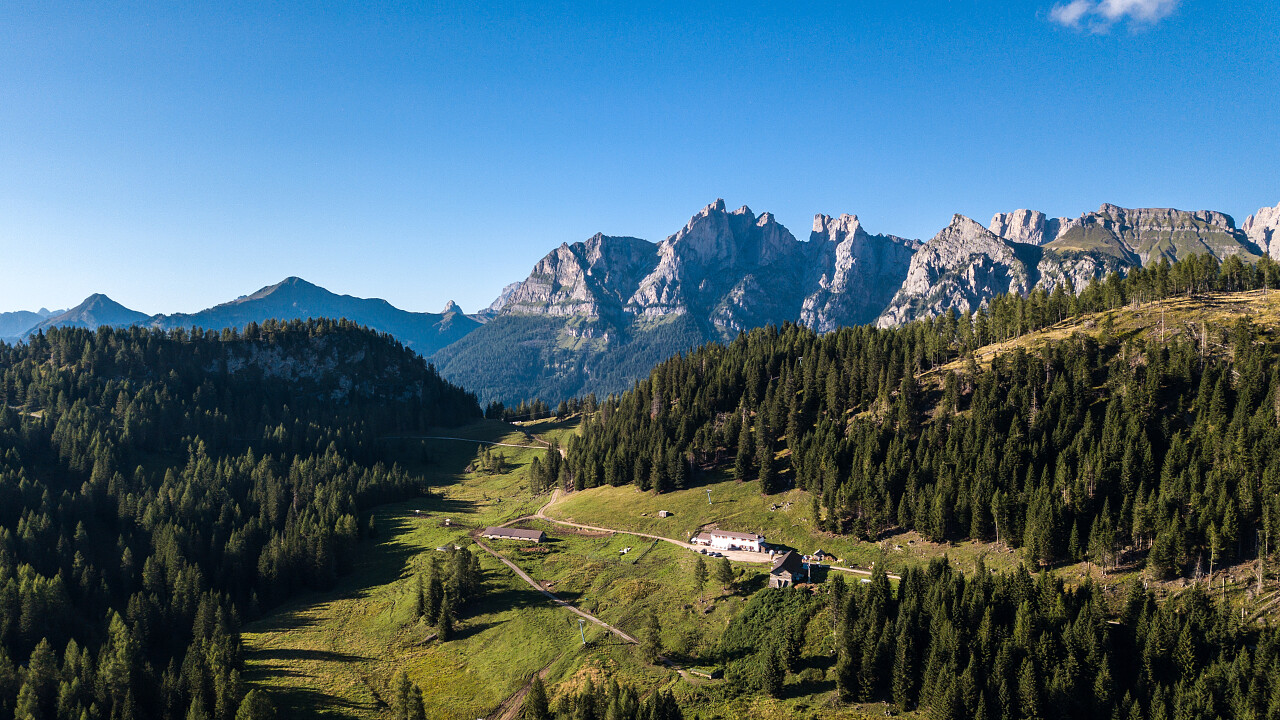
top-left (0, 308), bottom-right (56, 341)
top-left (27, 294), bottom-right (150, 336)
top-left (150, 277), bottom-right (480, 357)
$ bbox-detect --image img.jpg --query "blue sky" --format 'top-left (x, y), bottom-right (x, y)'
top-left (1, 1), bottom-right (1276, 315)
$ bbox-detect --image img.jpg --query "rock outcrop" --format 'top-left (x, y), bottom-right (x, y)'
top-left (440, 199), bottom-right (926, 401)
top-left (486, 200), bottom-right (924, 342)
top-left (800, 214), bottom-right (919, 331)
top-left (989, 209), bottom-right (1071, 246)
top-left (473, 282), bottom-right (523, 322)
top-left (1243, 203), bottom-right (1280, 259)
top-left (876, 216), bottom-right (1038, 328)
top-left (500, 233), bottom-right (657, 320)
top-left (624, 201), bottom-right (811, 334)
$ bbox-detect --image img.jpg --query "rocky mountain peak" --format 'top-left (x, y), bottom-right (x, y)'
top-left (799, 212), bottom-right (918, 332)
top-left (441, 300), bottom-right (462, 315)
top-left (813, 213), bottom-right (862, 239)
top-left (1243, 202), bottom-right (1280, 259)
top-left (989, 209), bottom-right (1070, 246)
top-left (875, 215), bottom-right (1033, 328)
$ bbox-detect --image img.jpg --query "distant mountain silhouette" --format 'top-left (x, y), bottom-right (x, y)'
top-left (27, 294), bottom-right (150, 336)
top-left (18, 278), bottom-right (480, 358)
top-left (0, 308), bottom-right (56, 341)
top-left (151, 277), bottom-right (479, 356)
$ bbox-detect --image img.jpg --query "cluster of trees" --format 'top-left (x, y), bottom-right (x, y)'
top-left (485, 398), bottom-right (553, 422)
top-left (527, 441), bottom-right (563, 494)
top-left (0, 322), bottom-right (479, 719)
top-left (484, 395), bottom-right (600, 422)
top-left (413, 546), bottom-right (483, 641)
top-left (564, 254), bottom-right (1280, 575)
top-left (474, 447), bottom-right (508, 475)
top-left (827, 558), bottom-right (1280, 719)
top-left (520, 675), bottom-right (683, 720)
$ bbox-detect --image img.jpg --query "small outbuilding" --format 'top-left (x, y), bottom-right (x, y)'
top-left (658, 510), bottom-right (672, 518)
top-left (481, 527), bottom-right (546, 543)
top-left (769, 550), bottom-right (806, 588)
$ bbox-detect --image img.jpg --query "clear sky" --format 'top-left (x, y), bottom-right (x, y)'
top-left (1, 1), bottom-right (1277, 315)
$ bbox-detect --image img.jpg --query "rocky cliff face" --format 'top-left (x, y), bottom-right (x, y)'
top-left (876, 216), bottom-right (1037, 328)
top-left (800, 214), bottom-right (919, 331)
top-left (877, 213), bottom-right (1141, 328)
top-left (625, 200), bottom-right (807, 333)
top-left (444, 198), bottom-right (1267, 401)
top-left (1037, 204), bottom-right (1257, 264)
top-left (500, 233), bottom-right (657, 320)
top-left (989, 209), bottom-right (1071, 246)
top-left (441, 200), bottom-right (923, 401)
top-left (492, 200), bottom-right (920, 339)
top-left (473, 282), bottom-right (523, 322)
top-left (1244, 203), bottom-right (1280, 259)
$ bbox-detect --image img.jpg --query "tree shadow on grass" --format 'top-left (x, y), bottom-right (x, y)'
top-left (248, 648), bottom-right (368, 664)
top-left (267, 686), bottom-right (370, 720)
top-left (451, 620), bottom-right (500, 642)
top-left (783, 673), bottom-right (836, 700)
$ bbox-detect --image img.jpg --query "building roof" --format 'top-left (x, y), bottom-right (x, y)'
top-left (482, 527), bottom-right (545, 540)
top-left (770, 550), bottom-right (804, 577)
top-left (708, 529), bottom-right (762, 542)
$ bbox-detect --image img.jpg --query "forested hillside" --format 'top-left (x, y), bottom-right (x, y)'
top-left (755, 559), bottom-right (1280, 719)
top-left (0, 321), bottom-right (480, 720)
top-left (565, 255), bottom-right (1280, 576)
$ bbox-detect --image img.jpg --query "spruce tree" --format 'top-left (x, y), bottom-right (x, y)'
top-left (522, 675), bottom-right (550, 720)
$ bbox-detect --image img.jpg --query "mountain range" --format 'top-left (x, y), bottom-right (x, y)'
top-left (436, 199), bottom-right (1276, 401)
top-left (7, 278), bottom-right (479, 357)
top-left (6, 199), bottom-right (1278, 403)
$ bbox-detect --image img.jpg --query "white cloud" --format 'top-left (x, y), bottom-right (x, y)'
top-left (1048, 0), bottom-right (1179, 31)
top-left (1050, 0), bottom-right (1094, 26)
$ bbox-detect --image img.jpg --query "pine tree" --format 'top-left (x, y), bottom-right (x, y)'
top-left (734, 416), bottom-right (753, 481)
top-left (893, 624), bottom-right (916, 709)
top-left (437, 592), bottom-right (454, 642)
top-left (234, 690), bottom-right (276, 720)
top-left (715, 557), bottom-right (734, 592)
top-left (522, 675), bottom-right (550, 720)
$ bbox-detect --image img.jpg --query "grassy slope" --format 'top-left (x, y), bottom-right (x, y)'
top-left (932, 289), bottom-right (1280, 378)
top-left (242, 417), bottom-right (906, 719)
top-left (242, 421), bottom-right (582, 720)
top-left (544, 473), bottom-right (1023, 579)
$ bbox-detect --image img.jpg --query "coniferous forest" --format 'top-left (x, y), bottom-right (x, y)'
top-left (553, 255), bottom-right (1280, 718)
top-left (722, 560), bottom-right (1280, 720)
top-left (0, 320), bottom-right (479, 720)
top-left (566, 256), bottom-right (1280, 573)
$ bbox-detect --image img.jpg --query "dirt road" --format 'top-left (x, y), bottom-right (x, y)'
top-left (513, 488), bottom-right (902, 580)
top-left (472, 536), bottom-right (639, 644)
